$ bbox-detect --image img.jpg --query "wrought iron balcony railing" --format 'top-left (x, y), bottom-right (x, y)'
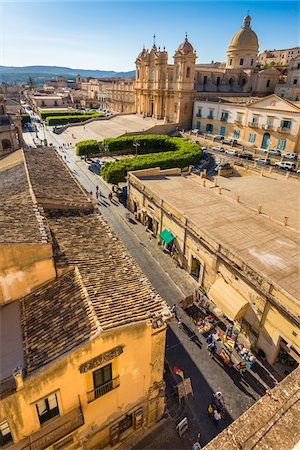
top-left (87, 376), bottom-right (120, 403)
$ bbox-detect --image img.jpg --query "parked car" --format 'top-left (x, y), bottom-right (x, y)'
top-left (88, 162), bottom-right (100, 175)
top-left (274, 161), bottom-right (296, 171)
top-left (282, 152), bottom-right (297, 160)
top-left (255, 157), bottom-right (270, 165)
top-left (223, 138), bottom-right (238, 145)
top-left (225, 149), bottom-right (239, 156)
top-left (212, 146), bottom-right (225, 152)
top-left (264, 148), bottom-right (281, 156)
top-left (215, 162), bottom-right (231, 172)
top-left (213, 135), bottom-right (224, 142)
top-left (95, 159), bottom-right (105, 167)
top-left (239, 152), bottom-right (253, 160)
top-left (200, 146), bottom-right (207, 151)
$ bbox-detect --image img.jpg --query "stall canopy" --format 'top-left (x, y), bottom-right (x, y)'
top-left (208, 278), bottom-right (249, 321)
top-left (159, 229), bottom-right (175, 245)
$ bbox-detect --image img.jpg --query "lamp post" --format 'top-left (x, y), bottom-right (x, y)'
top-left (133, 139), bottom-right (140, 156)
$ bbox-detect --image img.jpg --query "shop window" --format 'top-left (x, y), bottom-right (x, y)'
top-left (0, 421), bottom-right (13, 447)
top-left (119, 414), bottom-right (133, 434)
top-left (36, 393), bottom-right (59, 425)
top-left (191, 257), bottom-right (201, 281)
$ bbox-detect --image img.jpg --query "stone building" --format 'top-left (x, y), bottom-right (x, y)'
top-left (0, 148), bottom-right (170, 449)
top-left (0, 89), bottom-right (22, 155)
top-left (275, 55), bottom-right (300, 101)
top-left (135, 16), bottom-right (280, 127)
top-left (259, 46), bottom-right (300, 67)
top-left (192, 93), bottom-right (300, 153)
top-left (127, 167), bottom-right (300, 366)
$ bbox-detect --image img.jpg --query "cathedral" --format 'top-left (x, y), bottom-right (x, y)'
top-left (135, 16), bottom-right (280, 127)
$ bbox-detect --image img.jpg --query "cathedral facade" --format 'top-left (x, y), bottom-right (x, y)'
top-left (135, 16), bottom-right (280, 127)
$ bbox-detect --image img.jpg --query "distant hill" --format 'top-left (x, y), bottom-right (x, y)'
top-left (0, 65), bottom-right (136, 85)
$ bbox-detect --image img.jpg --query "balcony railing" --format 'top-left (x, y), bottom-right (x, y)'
top-left (87, 376), bottom-right (120, 403)
top-left (262, 124), bottom-right (273, 131)
top-left (220, 117), bottom-right (228, 122)
top-left (277, 126), bottom-right (291, 134)
top-left (12, 407), bottom-right (84, 450)
top-left (207, 116), bottom-right (214, 120)
top-left (196, 113), bottom-right (202, 117)
top-left (248, 121), bottom-right (259, 128)
top-left (234, 120), bottom-right (243, 126)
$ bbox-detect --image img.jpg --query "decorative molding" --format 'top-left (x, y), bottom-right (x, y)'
top-left (79, 346), bottom-right (123, 373)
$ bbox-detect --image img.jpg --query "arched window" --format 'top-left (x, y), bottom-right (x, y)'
top-left (240, 78), bottom-right (247, 87)
top-left (2, 139), bottom-right (12, 150)
top-left (229, 78), bottom-right (234, 87)
top-left (151, 70), bottom-right (155, 81)
top-left (186, 67), bottom-right (190, 78)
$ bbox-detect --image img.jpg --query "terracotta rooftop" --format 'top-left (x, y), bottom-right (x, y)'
top-left (0, 150), bottom-right (50, 244)
top-left (49, 211), bottom-right (168, 331)
top-left (203, 367), bottom-right (300, 450)
top-left (21, 268), bottom-right (99, 374)
top-left (23, 147), bottom-right (93, 211)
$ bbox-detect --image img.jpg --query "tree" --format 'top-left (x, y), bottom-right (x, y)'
top-left (27, 76), bottom-right (35, 89)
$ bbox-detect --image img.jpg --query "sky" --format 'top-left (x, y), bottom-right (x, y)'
top-left (1, 0), bottom-right (299, 71)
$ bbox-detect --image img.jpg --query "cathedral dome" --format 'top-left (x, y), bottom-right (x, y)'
top-left (137, 47), bottom-right (148, 60)
top-left (177, 35), bottom-right (194, 55)
top-left (228, 16), bottom-right (258, 53)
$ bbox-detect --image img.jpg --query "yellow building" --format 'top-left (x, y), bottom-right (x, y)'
top-left (127, 167), bottom-right (300, 367)
top-left (0, 90), bottom-right (22, 156)
top-left (192, 94), bottom-right (300, 154)
top-left (0, 148), bottom-right (170, 449)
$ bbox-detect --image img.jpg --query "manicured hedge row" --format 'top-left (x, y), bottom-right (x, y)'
top-left (45, 113), bottom-right (103, 126)
top-left (101, 137), bottom-right (202, 184)
top-left (40, 110), bottom-right (85, 119)
top-left (21, 113), bottom-right (31, 126)
top-left (75, 140), bottom-right (99, 156)
top-left (102, 135), bottom-right (172, 153)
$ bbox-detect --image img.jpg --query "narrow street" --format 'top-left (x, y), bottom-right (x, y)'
top-left (23, 126), bottom-right (269, 448)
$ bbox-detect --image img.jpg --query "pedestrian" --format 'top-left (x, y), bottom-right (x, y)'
top-left (171, 304), bottom-right (179, 321)
top-left (96, 191), bottom-right (99, 200)
top-left (207, 403), bottom-right (214, 416)
top-left (213, 409), bottom-right (221, 424)
top-left (206, 333), bottom-right (214, 345)
top-left (96, 185), bottom-right (99, 193)
top-left (207, 341), bottom-right (217, 358)
top-left (108, 192), bottom-right (113, 201)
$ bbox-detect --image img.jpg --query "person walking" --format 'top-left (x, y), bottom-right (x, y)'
top-left (108, 192), bottom-right (113, 202)
top-left (213, 409), bottom-right (221, 425)
top-left (207, 341), bottom-right (217, 358)
top-left (171, 304), bottom-right (179, 321)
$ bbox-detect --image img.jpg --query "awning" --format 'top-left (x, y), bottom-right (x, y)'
top-left (159, 229), bottom-right (175, 245)
top-left (208, 278), bottom-right (248, 321)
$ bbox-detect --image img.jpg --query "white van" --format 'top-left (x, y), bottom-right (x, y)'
top-left (274, 161), bottom-right (296, 171)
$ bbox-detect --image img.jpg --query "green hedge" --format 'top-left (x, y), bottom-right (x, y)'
top-left (75, 140), bottom-right (99, 156)
top-left (101, 137), bottom-right (202, 184)
top-left (102, 135), bottom-right (173, 154)
top-left (40, 110), bottom-right (87, 119)
top-left (21, 113), bottom-right (31, 126)
top-left (45, 113), bottom-right (103, 126)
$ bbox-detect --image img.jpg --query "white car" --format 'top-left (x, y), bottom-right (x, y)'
top-left (264, 149), bottom-right (281, 156)
top-left (212, 146), bottom-right (225, 152)
top-left (274, 161), bottom-right (296, 171)
top-left (255, 157), bottom-right (270, 165)
top-left (225, 149), bottom-right (239, 156)
top-left (200, 146), bottom-right (207, 151)
top-left (282, 152), bottom-right (297, 160)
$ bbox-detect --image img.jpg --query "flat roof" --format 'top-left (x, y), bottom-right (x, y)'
top-left (136, 173), bottom-right (300, 303)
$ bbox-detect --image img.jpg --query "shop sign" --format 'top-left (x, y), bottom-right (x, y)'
top-left (79, 346), bottom-right (123, 373)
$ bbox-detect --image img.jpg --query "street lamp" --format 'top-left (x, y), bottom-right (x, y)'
top-left (133, 139), bottom-right (140, 156)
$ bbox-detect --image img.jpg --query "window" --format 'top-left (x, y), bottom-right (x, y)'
top-left (249, 132), bottom-right (256, 143)
top-left (281, 120), bottom-right (291, 129)
top-left (41, 101), bottom-right (45, 106)
top-left (297, 63), bottom-right (300, 69)
top-left (191, 257), bottom-right (201, 281)
top-left (196, 121), bottom-right (201, 129)
top-left (203, 75), bottom-right (207, 85)
top-left (229, 58), bottom-right (232, 66)
top-left (252, 116), bottom-right (258, 125)
top-left (266, 79), bottom-right (271, 88)
top-left (186, 67), bottom-right (190, 78)
top-left (240, 58), bottom-right (244, 66)
top-left (36, 393), bottom-right (59, 425)
top-left (236, 113), bottom-right (243, 123)
top-left (208, 109), bottom-right (214, 119)
top-left (206, 123), bottom-right (213, 133)
top-left (234, 129), bottom-right (240, 139)
top-left (0, 421), bottom-right (13, 447)
top-left (119, 414), bottom-right (133, 434)
top-left (266, 117), bottom-right (273, 127)
top-left (151, 70), bottom-right (155, 81)
top-left (196, 107), bottom-right (202, 117)
top-left (93, 363), bottom-right (113, 399)
top-left (277, 139), bottom-right (286, 150)
top-left (216, 76), bottom-right (220, 86)
top-left (220, 112), bottom-right (229, 122)
top-left (220, 126), bottom-right (226, 136)
top-left (251, 58), bottom-right (254, 66)
top-left (293, 79), bottom-right (298, 85)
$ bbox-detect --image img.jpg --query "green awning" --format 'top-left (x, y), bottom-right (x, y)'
top-left (159, 229), bottom-right (175, 245)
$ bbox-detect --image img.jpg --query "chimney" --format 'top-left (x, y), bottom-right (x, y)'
top-left (13, 367), bottom-right (24, 391)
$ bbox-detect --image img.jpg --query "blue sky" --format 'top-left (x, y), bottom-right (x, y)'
top-left (1, 1), bottom-right (299, 71)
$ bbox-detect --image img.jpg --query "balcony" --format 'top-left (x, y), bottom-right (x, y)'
top-left (277, 126), bottom-right (291, 134)
top-left (196, 113), bottom-right (202, 117)
top-left (248, 121), bottom-right (259, 128)
top-left (87, 376), bottom-right (120, 403)
top-left (220, 117), bottom-right (228, 122)
top-left (234, 120), bottom-right (243, 126)
top-left (13, 407), bottom-right (84, 450)
top-left (207, 116), bottom-right (214, 120)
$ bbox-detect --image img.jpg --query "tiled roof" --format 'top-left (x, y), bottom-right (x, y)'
top-left (0, 152), bottom-right (50, 244)
top-left (23, 147), bottom-right (93, 210)
top-left (49, 212), bottom-right (167, 331)
top-left (21, 268), bottom-right (99, 374)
